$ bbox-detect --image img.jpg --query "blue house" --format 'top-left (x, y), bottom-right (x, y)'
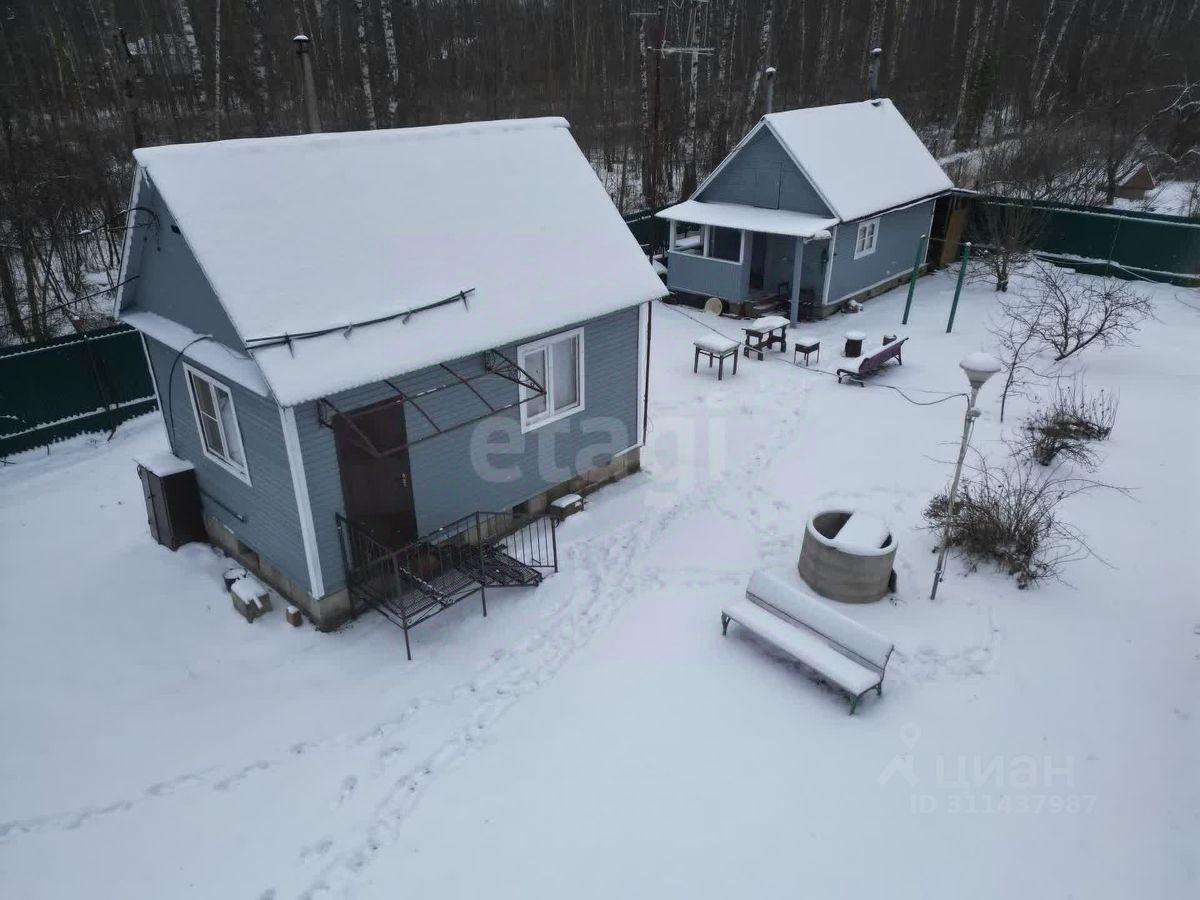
top-left (115, 117), bottom-right (665, 638)
top-left (657, 99), bottom-right (953, 320)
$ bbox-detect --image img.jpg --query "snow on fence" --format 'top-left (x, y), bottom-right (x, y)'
top-left (0, 324), bottom-right (157, 457)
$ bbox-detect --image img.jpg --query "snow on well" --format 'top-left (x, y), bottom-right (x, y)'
top-left (764, 99), bottom-right (954, 221)
top-left (129, 118), bottom-right (667, 407)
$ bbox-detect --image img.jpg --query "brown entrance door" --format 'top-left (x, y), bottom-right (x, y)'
top-left (333, 400), bottom-right (418, 549)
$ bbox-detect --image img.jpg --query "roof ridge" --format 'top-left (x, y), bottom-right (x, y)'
top-left (134, 116), bottom-right (570, 161)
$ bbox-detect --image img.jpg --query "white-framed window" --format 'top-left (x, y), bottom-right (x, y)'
top-left (183, 363), bottom-right (251, 484)
top-left (669, 222), bottom-right (743, 264)
top-left (854, 218), bottom-right (880, 259)
top-left (518, 327), bottom-right (585, 433)
top-left (705, 225), bottom-right (743, 263)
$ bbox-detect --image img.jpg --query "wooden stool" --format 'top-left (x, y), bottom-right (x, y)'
top-left (792, 335), bottom-right (821, 366)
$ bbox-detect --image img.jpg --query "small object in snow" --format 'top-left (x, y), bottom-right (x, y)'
top-left (223, 566), bottom-right (249, 591)
top-left (703, 297), bottom-right (725, 316)
top-left (231, 575), bottom-right (272, 623)
top-left (550, 493), bottom-right (585, 522)
top-left (882, 333), bottom-right (897, 345)
top-left (843, 331), bottom-right (866, 358)
top-left (845, 299), bottom-right (862, 313)
top-left (286, 605), bottom-right (303, 627)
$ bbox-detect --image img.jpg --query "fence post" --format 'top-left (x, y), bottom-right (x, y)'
top-left (901, 233), bottom-right (928, 325)
top-left (946, 242), bottom-right (971, 334)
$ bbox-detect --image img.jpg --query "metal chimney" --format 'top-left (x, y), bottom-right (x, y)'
top-left (293, 34), bottom-right (322, 134)
top-left (765, 66), bottom-right (777, 115)
top-left (867, 48), bottom-right (883, 103)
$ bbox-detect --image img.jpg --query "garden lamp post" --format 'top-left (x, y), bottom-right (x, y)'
top-left (930, 352), bottom-right (1002, 600)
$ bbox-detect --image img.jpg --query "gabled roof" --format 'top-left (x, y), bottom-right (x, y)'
top-left (762, 100), bottom-right (952, 221)
top-left (684, 99), bottom-right (952, 224)
top-left (121, 117), bottom-right (665, 406)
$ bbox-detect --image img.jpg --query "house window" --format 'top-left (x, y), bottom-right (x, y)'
top-left (518, 328), bottom-right (585, 432)
top-left (708, 226), bottom-right (743, 262)
top-left (184, 364), bottom-right (251, 483)
top-left (854, 218), bottom-right (880, 259)
top-left (671, 221), bottom-right (704, 255)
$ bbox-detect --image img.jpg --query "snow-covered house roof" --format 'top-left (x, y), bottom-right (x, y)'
top-left (118, 117), bottom-right (666, 407)
top-left (659, 99), bottom-right (952, 229)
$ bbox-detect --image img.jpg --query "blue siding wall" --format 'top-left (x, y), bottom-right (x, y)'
top-left (665, 251), bottom-right (748, 301)
top-left (144, 336), bottom-right (309, 588)
top-left (826, 200), bottom-right (936, 305)
top-left (298, 306), bottom-right (643, 594)
top-left (698, 129), bottom-right (831, 215)
top-left (122, 177), bottom-right (244, 351)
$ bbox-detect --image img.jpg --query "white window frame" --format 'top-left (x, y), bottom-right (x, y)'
top-left (854, 217), bottom-right (880, 259)
top-left (703, 224), bottom-right (745, 264)
top-left (517, 327), bottom-right (586, 433)
top-left (183, 362), bottom-right (252, 485)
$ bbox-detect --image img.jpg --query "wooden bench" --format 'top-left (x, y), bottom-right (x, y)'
top-left (693, 334), bottom-right (740, 380)
top-left (836, 337), bottom-right (908, 386)
top-left (721, 570), bottom-right (894, 714)
top-left (742, 315), bottom-right (790, 360)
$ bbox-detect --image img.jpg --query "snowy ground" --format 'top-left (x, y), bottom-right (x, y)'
top-left (1, 271), bottom-right (1197, 898)
top-left (1110, 179), bottom-right (1199, 217)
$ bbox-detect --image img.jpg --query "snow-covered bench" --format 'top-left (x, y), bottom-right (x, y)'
top-left (721, 570), bottom-right (894, 714)
top-left (836, 337), bottom-right (907, 385)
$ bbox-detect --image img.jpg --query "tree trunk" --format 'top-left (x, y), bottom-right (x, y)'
top-left (741, 0), bottom-right (776, 133)
top-left (212, 0), bottom-right (222, 138)
top-left (380, 0), bottom-right (401, 125)
top-left (353, 0), bottom-right (378, 129)
top-left (175, 0), bottom-right (205, 102)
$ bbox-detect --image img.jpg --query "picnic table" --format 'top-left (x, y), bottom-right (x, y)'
top-left (742, 315), bottom-right (790, 360)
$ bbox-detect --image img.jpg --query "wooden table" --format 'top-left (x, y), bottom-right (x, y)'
top-left (742, 315), bottom-right (790, 360)
top-left (693, 334), bottom-right (740, 380)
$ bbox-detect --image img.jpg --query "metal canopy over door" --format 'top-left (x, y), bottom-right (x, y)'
top-left (333, 399), bottom-right (418, 549)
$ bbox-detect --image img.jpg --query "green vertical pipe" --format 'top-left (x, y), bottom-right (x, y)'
top-left (946, 241), bottom-right (971, 334)
top-left (901, 232), bottom-right (928, 325)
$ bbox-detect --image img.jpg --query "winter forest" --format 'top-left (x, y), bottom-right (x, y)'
top-left (1, 0), bottom-right (1197, 343)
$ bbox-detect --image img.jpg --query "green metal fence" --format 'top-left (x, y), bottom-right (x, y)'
top-left (969, 194), bottom-right (1200, 286)
top-left (0, 324), bottom-right (157, 457)
top-left (624, 206), bottom-right (669, 254)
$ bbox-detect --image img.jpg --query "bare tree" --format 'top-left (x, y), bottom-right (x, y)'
top-left (969, 199), bottom-right (1044, 292)
top-left (1026, 264), bottom-right (1153, 362)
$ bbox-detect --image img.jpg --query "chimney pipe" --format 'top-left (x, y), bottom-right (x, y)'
top-left (867, 48), bottom-right (882, 103)
top-left (764, 66), bottom-right (777, 115)
top-left (294, 34), bottom-right (322, 134)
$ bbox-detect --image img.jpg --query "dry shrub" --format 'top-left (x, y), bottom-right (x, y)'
top-left (1019, 380), bottom-right (1118, 468)
top-left (924, 456), bottom-right (1114, 588)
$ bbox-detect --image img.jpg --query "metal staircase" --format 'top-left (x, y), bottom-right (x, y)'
top-left (338, 510), bottom-right (558, 659)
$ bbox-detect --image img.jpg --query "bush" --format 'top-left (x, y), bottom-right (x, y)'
top-left (924, 457), bottom-right (1108, 588)
top-left (1019, 381), bottom-right (1118, 468)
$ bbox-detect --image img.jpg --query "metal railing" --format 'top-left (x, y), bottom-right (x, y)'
top-left (337, 509), bottom-right (558, 659)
